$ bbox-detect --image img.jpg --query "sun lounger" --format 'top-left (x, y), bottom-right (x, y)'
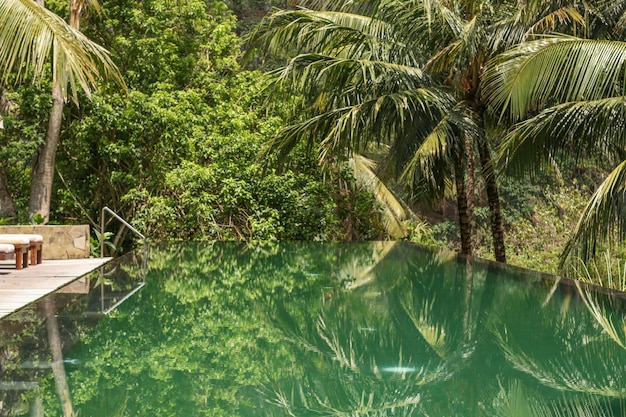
top-left (20, 234), bottom-right (44, 265)
top-left (0, 243), bottom-right (21, 269)
top-left (0, 236), bottom-right (30, 269)
top-left (0, 243), bottom-right (15, 262)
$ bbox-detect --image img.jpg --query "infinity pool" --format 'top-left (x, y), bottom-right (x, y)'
top-left (1, 241), bottom-right (626, 416)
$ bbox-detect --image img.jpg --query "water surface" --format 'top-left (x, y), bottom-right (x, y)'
top-left (1, 241), bottom-right (626, 416)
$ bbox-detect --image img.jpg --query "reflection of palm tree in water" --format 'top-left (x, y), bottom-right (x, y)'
top-left (41, 296), bottom-right (75, 417)
top-left (258, 242), bottom-right (499, 416)
top-left (489, 280), bottom-right (626, 416)
top-left (258, 242), bottom-right (626, 417)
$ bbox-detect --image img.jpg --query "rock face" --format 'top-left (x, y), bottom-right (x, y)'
top-left (0, 225), bottom-right (90, 259)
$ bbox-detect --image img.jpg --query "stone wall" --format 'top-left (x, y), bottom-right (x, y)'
top-left (0, 225), bottom-right (90, 259)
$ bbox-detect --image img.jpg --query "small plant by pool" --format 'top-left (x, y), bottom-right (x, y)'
top-left (1, 241), bottom-right (626, 416)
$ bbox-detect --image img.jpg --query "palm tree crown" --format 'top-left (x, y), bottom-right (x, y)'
top-left (0, 0), bottom-right (123, 101)
top-left (248, 0), bottom-right (587, 262)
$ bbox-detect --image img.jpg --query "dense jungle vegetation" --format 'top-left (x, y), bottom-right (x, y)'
top-left (1, 0), bottom-right (625, 283)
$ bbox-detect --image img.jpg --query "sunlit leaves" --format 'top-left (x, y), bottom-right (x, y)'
top-left (484, 37), bottom-right (626, 122)
top-left (0, 0), bottom-right (123, 101)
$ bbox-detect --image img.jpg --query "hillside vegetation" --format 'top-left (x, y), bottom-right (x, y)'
top-left (0, 0), bottom-right (623, 283)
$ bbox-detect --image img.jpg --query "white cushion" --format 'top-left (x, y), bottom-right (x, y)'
top-left (21, 234), bottom-right (44, 243)
top-left (0, 243), bottom-right (14, 253)
top-left (0, 235), bottom-right (31, 245)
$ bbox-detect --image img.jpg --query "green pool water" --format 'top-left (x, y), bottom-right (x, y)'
top-left (1, 241), bottom-right (626, 416)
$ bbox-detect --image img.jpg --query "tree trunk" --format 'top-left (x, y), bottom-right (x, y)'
top-left (29, 83), bottom-right (64, 223)
top-left (454, 158), bottom-right (472, 256)
top-left (0, 167), bottom-right (16, 220)
top-left (464, 134), bottom-right (475, 229)
top-left (69, 0), bottom-right (83, 29)
top-left (0, 87), bottom-right (17, 221)
top-left (477, 138), bottom-right (506, 263)
top-left (28, 0), bottom-right (83, 222)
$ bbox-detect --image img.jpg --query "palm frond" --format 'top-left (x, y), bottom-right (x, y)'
top-left (483, 37), bottom-right (626, 121)
top-left (270, 53), bottom-right (428, 100)
top-left (245, 8), bottom-right (411, 64)
top-left (526, 6), bottom-right (585, 34)
top-left (427, 15), bottom-right (481, 75)
top-left (263, 87), bottom-right (453, 163)
top-left (496, 97), bottom-right (626, 176)
top-left (349, 154), bottom-right (409, 238)
top-left (486, 16), bottom-right (532, 52)
top-left (560, 160), bottom-right (626, 267)
top-left (436, 2), bottom-right (465, 38)
top-left (400, 108), bottom-right (478, 200)
top-left (400, 114), bottom-right (456, 199)
top-left (0, 0), bottom-right (124, 101)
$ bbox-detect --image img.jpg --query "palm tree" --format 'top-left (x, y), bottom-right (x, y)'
top-left (482, 29), bottom-right (626, 267)
top-left (248, 0), bottom-right (585, 262)
top-left (0, 0), bottom-right (123, 222)
top-left (0, 0), bottom-right (120, 101)
top-left (246, 1), bottom-right (480, 254)
top-left (388, 0), bottom-right (588, 263)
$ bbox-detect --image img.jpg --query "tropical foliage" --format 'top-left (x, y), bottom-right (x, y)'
top-left (245, 0), bottom-right (604, 264)
top-left (0, 0), bottom-right (122, 100)
top-left (482, 3), bottom-right (626, 268)
top-left (0, 0), bottom-right (386, 242)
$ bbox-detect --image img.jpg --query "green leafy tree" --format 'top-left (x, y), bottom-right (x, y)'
top-left (45, 0), bottom-right (381, 242)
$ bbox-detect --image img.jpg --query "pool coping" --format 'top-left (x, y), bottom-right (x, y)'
top-left (452, 249), bottom-right (626, 301)
top-left (0, 257), bottom-right (113, 319)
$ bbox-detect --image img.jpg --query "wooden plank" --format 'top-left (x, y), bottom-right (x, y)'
top-left (0, 258), bottom-right (112, 319)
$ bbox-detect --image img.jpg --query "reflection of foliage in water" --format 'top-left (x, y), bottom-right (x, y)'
top-left (0, 309), bottom-right (48, 416)
top-left (65, 241), bottom-right (353, 416)
top-left (254, 244), bottom-right (495, 416)
top-left (13, 242), bottom-right (626, 416)
top-left (490, 278), bottom-right (626, 413)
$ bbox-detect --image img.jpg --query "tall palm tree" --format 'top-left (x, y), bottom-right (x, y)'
top-left (247, 0), bottom-right (492, 257)
top-left (0, 0), bottom-right (123, 222)
top-left (482, 20), bottom-right (626, 267)
top-left (248, 0), bottom-right (585, 262)
top-left (390, 0), bottom-right (587, 263)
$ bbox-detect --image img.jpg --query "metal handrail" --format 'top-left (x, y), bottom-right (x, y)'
top-left (101, 282), bottom-right (146, 315)
top-left (100, 206), bottom-right (147, 274)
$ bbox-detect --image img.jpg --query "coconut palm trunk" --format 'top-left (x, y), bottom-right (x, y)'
top-left (28, 0), bottom-right (84, 222)
top-left (454, 157), bottom-right (472, 256)
top-left (29, 83), bottom-right (64, 222)
top-left (477, 137), bottom-right (506, 263)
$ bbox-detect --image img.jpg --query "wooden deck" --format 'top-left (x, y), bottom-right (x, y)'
top-left (0, 258), bottom-right (112, 319)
